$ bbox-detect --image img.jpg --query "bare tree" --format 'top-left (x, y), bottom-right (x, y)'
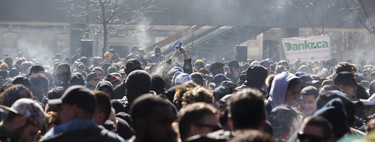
top-left (343, 0), bottom-right (375, 34)
top-left (60, 0), bottom-right (169, 55)
top-left (289, 0), bottom-right (335, 35)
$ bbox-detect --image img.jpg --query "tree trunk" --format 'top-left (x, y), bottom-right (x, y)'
top-left (102, 22), bottom-right (108, 56)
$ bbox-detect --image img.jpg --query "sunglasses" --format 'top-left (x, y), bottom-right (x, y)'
top-left (297, 133), bottom-right (325, 142)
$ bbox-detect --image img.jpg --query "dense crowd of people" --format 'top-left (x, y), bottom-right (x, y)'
top-left (1, 45), bottom-right (375, 142)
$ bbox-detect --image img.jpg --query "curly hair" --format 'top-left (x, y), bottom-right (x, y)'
top-left (0, 84), bottom-right (33, 107)
top-left (335, 62), bottom-right (358, 74)
top-left (181, 87), bottom-right (214, 107)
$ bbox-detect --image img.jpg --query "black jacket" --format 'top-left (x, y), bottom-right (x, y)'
top-left (40, 120), bottom-right (125, 142)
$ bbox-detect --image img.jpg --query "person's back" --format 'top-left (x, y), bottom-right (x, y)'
top-left (40, 86), bottom-right (125, 142)
top-left (41, 122), bottom-right (122, 142)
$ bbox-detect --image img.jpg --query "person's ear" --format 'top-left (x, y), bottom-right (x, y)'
top-left (72, 105), bottom-right (81, 118)
top-left (14, 116), bottom-right (27, 128)
top-left (93, 112), bottom-right (105, 125)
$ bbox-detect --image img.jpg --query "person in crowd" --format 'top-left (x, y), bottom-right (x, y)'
top-left (314, 98), bottom-right (349, 141)
top-left (334, 62), bottom-right (358, 74)
top-left (267, 72), bottom-right (301, 113)
top-left (0, 98), bottom-right (45, 142)
top-left (227, 88), bottom-right (267, 132)
top-left (47, 86), bottom-right (65, 100)
top-left (124, 70), bottom-right (152, 113)
top-left (69, 73), bottom-right (85, 86)
top-left (102, 51), bottom-right (114, 65)
top-left (96, 80), bottom-right (115, 99)
top-left (230, 130), bottom-right (275, 142)
top-left (238, 64), bottom-right (268, 97)
top-left (226, 60), bottom-right (241, 83)
top-left (54, 63), bottom-right (71, 88)
top-left (93, 91), bottom-right (112, 126)
top-left (75, 62), bottom-right (87, 78)
top-left (174, 73), bottom-right (192, 86)
top-left (40, 86), bottom-right (125, 142)
top-left (173, 82), bottom-right (199, 109)
top-left (113, 59), bottom-right (143, 99)
top-left (269, 106), bottom-right (303, 141)
top-left (27, 65), bottom-right (45, 77)
top-left (295, 116), bottom-right (334, 142)
top-left (107, 66), bottom-right (118, 74)
top-left (190, 72), bottom-right (206, 87)
top-left (129, 95), bottom-right (177, 142)
top-left (181, 87), bottom-right (214, 107)
top-left (178, 102), bottom-right (221, 141)
top-left (3, 57), bottom-right (13, 70)
top-left (126, 46), bottom-right (147, 65)
top-left (92, 67), bottom-right (105, 80)
top-left (0, 85), bottom-right (33, 107)
top-left (42, 111), bottom-right (60, 136)
top-left (316, 91), bottom-right (366, 135)
top-left (193, 59), bottom-right (205, 72)
top-left (300, 86), bottom-right (319, 115)
top-left (152, 74), bottom-right (166, 95)
top-left (149, 46), bottom-right (165, 64)
top-left (210, 62), bottom-right (225, 77)
top-left (333, 71), bottom-right (369, 101)
top-left (86, 72), bottom-right (100, 90)
top-left (29, 74), bottom-right (49, 104)
top-left (212, 74), bottom-right (231, 87)
top-left (360, 93), bottom-right (375, 119)
top-left (186, 88), bottom-right (267, 141)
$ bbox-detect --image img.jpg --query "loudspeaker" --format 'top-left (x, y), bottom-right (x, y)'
top-left (235, 45), bottom-right (247, 61)
top-left (81, 39), bottom-right (93, 57)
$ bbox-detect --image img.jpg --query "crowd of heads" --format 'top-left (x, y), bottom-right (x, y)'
top-left (1, 48), bottom-right (375, 142)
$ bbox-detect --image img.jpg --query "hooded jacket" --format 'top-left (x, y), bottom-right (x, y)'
top-left (267, 72), bottom-right (298, 109)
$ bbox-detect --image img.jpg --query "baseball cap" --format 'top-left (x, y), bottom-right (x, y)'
top-left (167, 66), bottom-right (183, 76)
top-left (175, 73), bottom-right (192, 85)
top-left (48, 85), bottom-right (97, 114)
top-left (0, 98), bottom-right (45, 127)
top-left (260, 59), bottom-right (270, 66)
top-left (299, 75), bottom-right (319, 85)
top-left (212, 74), bottom-right (231, 86)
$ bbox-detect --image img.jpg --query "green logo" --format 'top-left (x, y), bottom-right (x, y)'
top-left (284, 40), bottom-right (328, 51)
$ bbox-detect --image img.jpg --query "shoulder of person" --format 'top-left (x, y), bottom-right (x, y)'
top-left (185, 130), bottom-right (232, 142)
top-left (99, 126), bottom-right (127, 142)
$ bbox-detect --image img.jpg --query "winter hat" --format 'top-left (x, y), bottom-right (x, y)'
top-left (245, 65), bottom-right (268, 88)
top-left (124, 59), bottom-right (143, 75)
top-left (314, 98), bottom-right (349, 139)
top-left (269, 106), bottom-right (298, 138)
